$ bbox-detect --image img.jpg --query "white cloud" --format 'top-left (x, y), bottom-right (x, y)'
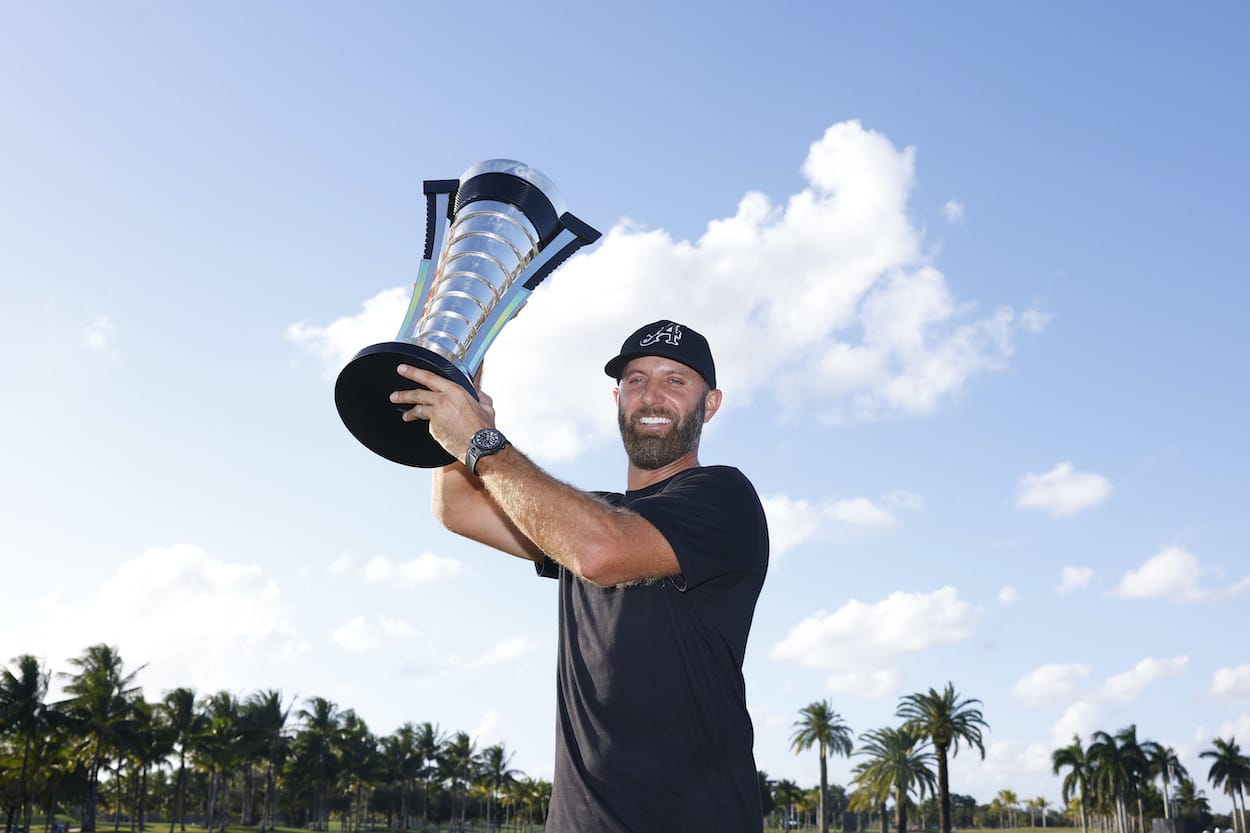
top-left (1216, 713), bottom-right (1250, 740)
top-left (1095, 656), bottom-right (1188, 704)
top-left (748, 703), bottom-right (791, 732)
top-left (288, 120), bottom-right (1038, 461)
top-left (825, 497), bottom-right (896, 528)
top-left (329, 554), bottom-right (353, 574)
top-left (1016, 462), bottom-right (1112, 516)
top-left (762, 493), bottom-right (898, 558)
top-left (761, 495), bottom-right (824, 557)
top-left (472, 710), bottom-right (501, 748)
top-left (1019, 307), bottom-right (1052, 334)
top-left (1050, 700), bottom-right (1106, 747)
top-left (1114, 547), bottom-right (1206, 601)
top-left (998, 586), bottom-right (1019, 605)
top-left (35, 544), bottom-right (304, 694)
top-left (285, 286), bottom-right (410, 376)
top-left (1011, 662), bottom-right (1093, 707)
top-left (771, 586), bottom-right (983, 698)
top-left (957, 739), bottom-right (1057, 804)
top-left (362, 552), bottom-right (463, 585)
top-left (1057, 565), bottom-right (1094, 594)
top-left (469, 636), bottom-right (528, 668)
top-left (379, 615), bottom-right (414, 638)
top-left (332, 616), bottom-right (380, 654)
top-left (1112, 547), bottom-right (1250, 604)
top-left (84, 315), bottom-right (118, 356)
top-left (332, 614), bottom-right (415, 654)
top-left (1210, 665), bottom-right (1250, 703)
top-left (942, 199), bottom-right (966, 224)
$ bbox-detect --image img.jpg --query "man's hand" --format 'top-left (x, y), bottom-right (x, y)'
top-left (390, 365), bottom-right (495, 466)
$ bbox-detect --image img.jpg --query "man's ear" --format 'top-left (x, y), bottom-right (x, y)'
top-left (703, 388), bottom-right (723, 423)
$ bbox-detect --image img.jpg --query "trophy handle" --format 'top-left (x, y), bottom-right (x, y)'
top-left (522, 212), bottom-right (602, 290)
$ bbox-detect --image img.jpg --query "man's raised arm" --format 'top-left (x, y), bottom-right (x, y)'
top-left (395, 364), bottom-right (681, 586)
top-left (430, 459), bottom-right (545, 563)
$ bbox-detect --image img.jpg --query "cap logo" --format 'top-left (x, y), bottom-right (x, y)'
top-left (639, 322), bottom-right (683, 347)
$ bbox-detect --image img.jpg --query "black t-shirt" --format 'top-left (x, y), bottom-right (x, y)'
top-left (537, 465), bottom-right (769, 833)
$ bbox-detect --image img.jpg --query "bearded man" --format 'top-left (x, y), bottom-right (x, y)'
top-left (392, 319), bottom-right (769, 833)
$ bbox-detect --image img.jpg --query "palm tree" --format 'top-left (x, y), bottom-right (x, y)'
top-left (852, 725), bottom-right (936, 833)
top-left (1036, 797), bottom-right (1051, 828)
top-left (774, 779), bottom-right (804, 829)
top-left (123, 695), bottom-right (171, 832)
top-left (998, 790), bottom-right (1020, 828)
top-left (791, 700), bottom-right (855, 833)
top-left (380, 724), bottom-right (420, 830)
top-left (897, 683), bottom-right (988, 833)
top-left (1054, 735), bottom-right (1093, 833)
top-left (1026, 797), bottom-right (1042, 826)
top-left (58, 644), bottom-right (144, 833)
top-left (440, 732), bottom-right (477, 832)
top-left (847, 780), bottom-right (889, 833)
top-left (200, 691), bottom-right (242, 832)
top-left (1148, 744), bottom-right (1189, 820)
top-left (295, 696), bottom-right (343, 830)
top-left (1, 655), bottom-right (51, 833)
top-left (1089, 729), bottom-right (1137, 833)
top-left (1201, 737), bottom-right (1249, 833)
top-left (336, 710), bottom-right (380, 833)
top-left (159, 688), bottom-right (207, 833)
top-left (478, 743), bottom-right (521, 832)
top-left (1173, 777), bottom-right (1210, 819)
top-left (1117, 725), bottom-right (1158, 833)
top-left (243, 689), bottom-right (293, 832)
top-left (989, 797), bottom-right (1007, 828)
top-left (412, 722), bottom-right (444, 831)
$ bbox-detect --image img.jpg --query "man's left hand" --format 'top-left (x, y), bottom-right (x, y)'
top-left (390, 365), bottom-right (496, 465)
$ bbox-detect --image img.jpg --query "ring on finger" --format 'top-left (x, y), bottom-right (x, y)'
top-left (416, 404), bottom-right (425, 420)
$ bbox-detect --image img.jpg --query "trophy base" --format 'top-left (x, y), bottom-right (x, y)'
top-left (335, 342), bottom-right (477, 468)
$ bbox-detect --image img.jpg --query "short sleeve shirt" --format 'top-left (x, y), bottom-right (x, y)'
top-left (538, 465), bottom-right (769, 833)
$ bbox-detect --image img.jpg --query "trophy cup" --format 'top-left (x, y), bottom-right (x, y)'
top-left (335, 159), bottom-right (601, 467)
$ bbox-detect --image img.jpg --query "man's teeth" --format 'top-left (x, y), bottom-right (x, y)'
top-left (640, 417), bottom-right (671, 425)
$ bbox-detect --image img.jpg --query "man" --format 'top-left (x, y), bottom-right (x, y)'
top-left (391, 319), bottom-right (769, 833)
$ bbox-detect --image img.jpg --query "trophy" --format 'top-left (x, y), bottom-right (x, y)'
top-left (335, 159), bottom-right (601, 467)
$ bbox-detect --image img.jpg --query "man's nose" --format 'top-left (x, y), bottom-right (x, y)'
top-left (640, 379), bottom-right (663, 404)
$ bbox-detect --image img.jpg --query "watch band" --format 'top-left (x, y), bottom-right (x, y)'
top-left (466, 428), bottom-right (507, 475)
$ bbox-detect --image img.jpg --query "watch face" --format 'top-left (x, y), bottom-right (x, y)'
top-left (475, 429), bottom-right (503, 451)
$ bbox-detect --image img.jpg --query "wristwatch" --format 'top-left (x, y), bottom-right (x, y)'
top-left (465, 428), bottom-right (508, 475)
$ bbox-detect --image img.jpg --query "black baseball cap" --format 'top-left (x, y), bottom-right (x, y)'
top-left (603, 320), bottom-right (717, 389)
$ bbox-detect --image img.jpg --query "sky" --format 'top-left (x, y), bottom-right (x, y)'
top-left (2, 0), bottom-right (1249, 814)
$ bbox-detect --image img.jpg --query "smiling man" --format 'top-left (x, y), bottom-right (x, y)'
top-left (392, 319), bottom-right (769, 833)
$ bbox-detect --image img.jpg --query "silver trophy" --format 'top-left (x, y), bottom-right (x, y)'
top-left (335, 159), bottom-right (601, 467)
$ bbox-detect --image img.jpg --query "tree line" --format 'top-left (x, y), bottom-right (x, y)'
top-left (775, 685), bottom-right (1248, 833)
top-left (0, 646), bottom-right (545, 833)
top-left (4, 649), bottom-right (1248, 833)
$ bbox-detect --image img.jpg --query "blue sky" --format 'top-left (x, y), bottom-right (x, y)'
top-left (3, 0), bottom-right (1248, 811)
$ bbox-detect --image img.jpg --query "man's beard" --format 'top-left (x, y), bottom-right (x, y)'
top-left (618, 396), bottom-right (706, 471)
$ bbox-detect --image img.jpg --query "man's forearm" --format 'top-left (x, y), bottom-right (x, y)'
top-left (475, 446), bottom-right (675, 585)
top-left (431, 462), bottom-right (546, 563)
